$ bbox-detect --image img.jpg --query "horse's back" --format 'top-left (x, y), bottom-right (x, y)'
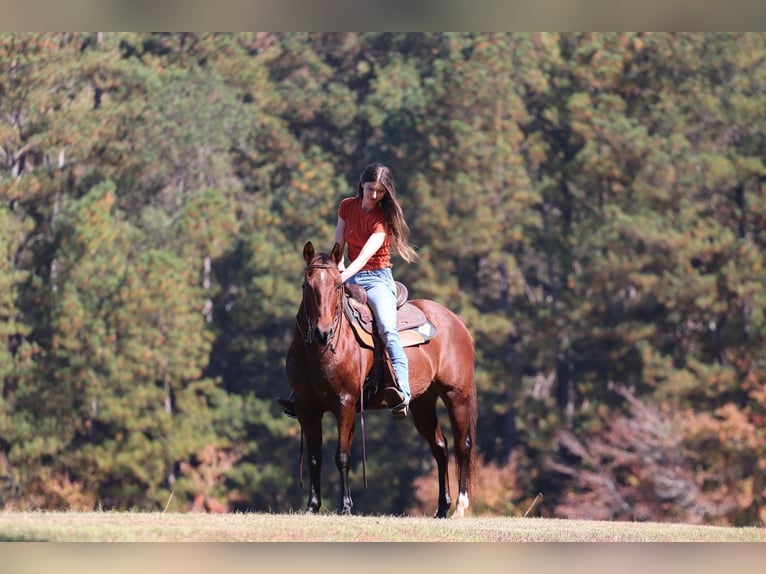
top-left (409, 298), bottom-right (472, 341)
top-left (407, 298), bottom-right (474, 372)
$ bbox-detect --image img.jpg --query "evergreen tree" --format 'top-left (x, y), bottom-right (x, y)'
top-left (2, 32), bottom-right (766, 522)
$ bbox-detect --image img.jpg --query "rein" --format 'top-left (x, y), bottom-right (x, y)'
top-left (298, 261), bottom-right (369, 487)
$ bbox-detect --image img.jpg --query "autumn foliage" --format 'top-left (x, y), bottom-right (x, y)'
top-left (1, 33), bottom-right (766, 524)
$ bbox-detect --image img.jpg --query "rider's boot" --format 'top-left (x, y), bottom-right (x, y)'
top-left (384, 386), bottom-right (409, 420)
top-left (382, 355), bottom-right (410, 420)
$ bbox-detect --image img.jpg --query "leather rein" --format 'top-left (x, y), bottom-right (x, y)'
top-left (296, 260), bottom-right (370, 488)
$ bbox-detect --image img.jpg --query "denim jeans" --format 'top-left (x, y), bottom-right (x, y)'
top-left (347, 267), bottom-right (410, 400)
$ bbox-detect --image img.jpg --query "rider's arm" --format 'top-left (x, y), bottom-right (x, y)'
top-left (334, 217), bottom-right (347, 272)
top-left (340, 232), bottom-right (386, 283)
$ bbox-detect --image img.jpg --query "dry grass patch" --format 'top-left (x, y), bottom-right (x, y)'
top-left (0, 511), bottom-right (763, 542)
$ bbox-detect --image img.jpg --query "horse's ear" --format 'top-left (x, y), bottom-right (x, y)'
top-left (303, 241), bottom-right (315, 264)
top-left (330, 242), bottom-right (343, 265)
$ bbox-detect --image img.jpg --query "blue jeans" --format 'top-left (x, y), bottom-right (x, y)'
top-left (347, 268), bottom-right (410, 401)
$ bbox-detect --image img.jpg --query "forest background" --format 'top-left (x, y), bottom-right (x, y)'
top-left (1, 32), bottom-right (765, 526)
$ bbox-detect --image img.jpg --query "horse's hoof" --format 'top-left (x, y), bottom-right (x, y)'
top-left (305, 501), bottom-right (321, 515)
top-left (453, 492), bottom-right (470, 518)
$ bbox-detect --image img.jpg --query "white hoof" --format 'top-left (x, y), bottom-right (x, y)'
top-left (453, 492), bottom-right (470, 518)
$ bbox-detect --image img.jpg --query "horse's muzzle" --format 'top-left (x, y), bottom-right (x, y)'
top-left (313, 326), bottom-right (333, 347)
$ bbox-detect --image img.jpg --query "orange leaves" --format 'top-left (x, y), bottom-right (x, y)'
top-left (544, 388), bottom-right (766, 524)
top-left (680, 403), bottom-right (759, 452)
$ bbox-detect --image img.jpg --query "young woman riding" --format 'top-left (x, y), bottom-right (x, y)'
top-left (280, 162), bottom-right (418, 419)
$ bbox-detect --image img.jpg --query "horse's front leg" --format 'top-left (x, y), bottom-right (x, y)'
top-left (299, 409), bottom-right (324, 514)
top-left (335, 399), bottom-right (357, 515)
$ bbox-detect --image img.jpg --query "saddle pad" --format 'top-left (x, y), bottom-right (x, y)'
top-left (349, 320), bottom-right (437, 349)
top-left (400, 321), bottom-right (438, 347)
top-left (343, 296), bottom-right (436, 349)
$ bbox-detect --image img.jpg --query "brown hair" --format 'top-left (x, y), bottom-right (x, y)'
top-left (357, 163), bottom-right (418, 263)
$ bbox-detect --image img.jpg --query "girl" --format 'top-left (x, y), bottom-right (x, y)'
top-left (335, 162), bottom-right (418, 418)
top-left (280, 162), bottom-right (418, 419)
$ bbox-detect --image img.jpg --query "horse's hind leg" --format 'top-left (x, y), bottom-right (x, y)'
top-left (444, 389), bottom-right (476, 518)
top-left (410, 392), bottom-right (451, 518)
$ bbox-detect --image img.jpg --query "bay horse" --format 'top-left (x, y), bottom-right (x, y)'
top-left (285, 241), bottom-right (477, 518)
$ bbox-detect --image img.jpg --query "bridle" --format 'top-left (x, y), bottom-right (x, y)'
top-left (299, 262), bottom-right (343, 353)
top-left (296, 259), bottom-right (370, 487)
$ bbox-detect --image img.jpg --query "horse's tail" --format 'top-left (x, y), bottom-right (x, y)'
top-left (454, 359), bottom-right (479, 519)
top-left (467, 369), bottom-right (479, 497)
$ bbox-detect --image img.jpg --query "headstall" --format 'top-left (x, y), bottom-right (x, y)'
top-left (299, 263), bottom-right (343, 352)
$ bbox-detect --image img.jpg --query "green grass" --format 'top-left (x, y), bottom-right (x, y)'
top-left (0, 511), bottom-right (763, 542)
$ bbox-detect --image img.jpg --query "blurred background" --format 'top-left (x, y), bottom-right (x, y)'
top-left (1, 31), bottom-right (766, 525)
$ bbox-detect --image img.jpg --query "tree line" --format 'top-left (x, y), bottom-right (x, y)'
top-left (1, 32), bottom-right (765, 524)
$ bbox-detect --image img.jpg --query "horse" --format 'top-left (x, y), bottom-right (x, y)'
top-left (284, 241), bottom-right (477, 518)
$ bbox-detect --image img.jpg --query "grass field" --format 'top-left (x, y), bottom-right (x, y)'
top-left (0, 511), bottom-right (763, 542)
top-left (2, 512), bottom-right (765, 574)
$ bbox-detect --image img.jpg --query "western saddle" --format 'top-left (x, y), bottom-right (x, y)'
top-left (342, 282), bottom-right (436, 349)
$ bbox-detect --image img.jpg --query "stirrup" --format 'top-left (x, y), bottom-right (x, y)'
top-left (391, 402), bottom-right (408, 420)
top-left (277, 396), bottom-right (297, 419)
top-left (383, 387), bottom-right (409, 420)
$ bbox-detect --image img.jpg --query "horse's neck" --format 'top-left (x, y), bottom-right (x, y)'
top-left (316, 311), bottom-right (370, 377)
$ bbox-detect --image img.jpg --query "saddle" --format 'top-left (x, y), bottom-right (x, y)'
top-left (343, 282), bottom-right (437, 349)
top-left (342, 282), bottom-right (437, 412)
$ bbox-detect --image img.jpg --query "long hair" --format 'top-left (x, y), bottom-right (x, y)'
top-left (356, 163), bottom-right (418, 263)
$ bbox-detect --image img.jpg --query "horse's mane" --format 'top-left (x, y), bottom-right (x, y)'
top-left (311, 253), bottom-right (336, 267)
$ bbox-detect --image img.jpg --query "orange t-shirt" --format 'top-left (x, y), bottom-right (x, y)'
top-left (338, 197), bottom-right (391, 270)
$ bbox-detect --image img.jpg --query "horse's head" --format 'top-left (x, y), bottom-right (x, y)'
top-left (301, 241), bottom-right (344, 347)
